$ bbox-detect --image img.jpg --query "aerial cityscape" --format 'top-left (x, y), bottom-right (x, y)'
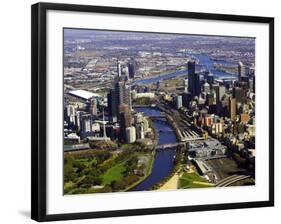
top-left (63, 28), bottom-right (255, 195)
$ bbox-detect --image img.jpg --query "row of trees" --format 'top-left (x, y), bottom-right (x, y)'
top-left (64, 150), bottom-right (112, 193)
top-left (64, 147), bottom-right (149, 194)
top-left (133, 97), bottom-right (154, 105)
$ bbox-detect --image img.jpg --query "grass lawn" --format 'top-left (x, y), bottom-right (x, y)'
top-left (101, 152), bottom-right (153, 187)
top-left (64, 181), bottom-right (74, 192)
top-left (76, 158), bottom-right (97, 167)
top-left (179, 172), bottom-right (213, 189)
top-left (124, 152), bottom-right (154, 191)
top-left (162, 78), bottom-right (182, 86)
top-left (102, 162), bottom-right (126, 185)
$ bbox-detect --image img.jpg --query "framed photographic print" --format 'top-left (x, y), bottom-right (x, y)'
top-left (31, 2), bottom-right (274, 222)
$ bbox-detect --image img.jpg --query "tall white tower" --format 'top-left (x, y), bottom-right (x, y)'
top-left (102, 108), bottom-right (107, 139)
top-left (117, 60), bottom-right (122, 77)
top-left (238, 61), bottom-right (244, 81)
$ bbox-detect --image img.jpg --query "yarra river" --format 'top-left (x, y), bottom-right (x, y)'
top-left (134, 53), bottom-right (237, 85)
top-left (130, 53), bottom-right (237, 190)
top-left (131, 107), bottom-right (177, 191)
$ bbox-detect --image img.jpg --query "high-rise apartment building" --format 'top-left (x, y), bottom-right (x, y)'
top-left (128, 58), bottom-right (137, 79)
top-left (229, 98), bottom-right (237, 121)
top-left (238, 61), bottom-right (245, 81)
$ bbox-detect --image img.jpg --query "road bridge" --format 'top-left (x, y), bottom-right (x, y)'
top-left (155, 142), bottom-right (183, 150)
top-left (132, 104), bottom-right (156, 108)
top-left (149, 115), bottom-right (166, 119)
top-left (180, 136), bottom-right (205, 141)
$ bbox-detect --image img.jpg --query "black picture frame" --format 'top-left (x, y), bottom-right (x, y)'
top-left (31, 2), bottom-right (274, 222)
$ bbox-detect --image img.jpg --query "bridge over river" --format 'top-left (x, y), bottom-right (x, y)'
top-left (155, 139), bottom-right (203, 150)
top-left (155, 143), bottom-right (182, 150)
top-left (148, 115), bottom-right (166, 119)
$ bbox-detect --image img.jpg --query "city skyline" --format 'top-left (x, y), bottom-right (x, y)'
top-left (63, 28), bottom-right (255, 195)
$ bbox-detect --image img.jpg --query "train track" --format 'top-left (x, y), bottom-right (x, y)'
top-left (215, 175), bottom-right (252, 187)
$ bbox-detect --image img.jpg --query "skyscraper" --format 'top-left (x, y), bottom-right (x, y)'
top-left (182, 92), bottom-right (192, 108)
top-left (229, 98), bottom-right (237, 121)
top-left (75, 111), bottom-right (83, 131)
top-left (107, 89), bottom-right (117, 122)
top-left (135, 122), bottom-right (144, 140)
top-left (115, 81), bottom-right (132, 114)
top-left (187, 60), bottom-right (200, 97)
top-left (214, 84), bottom-right (226, 104)
top-left (202, 82), bottom-right (210, 93)
top-left (80, 114), bottom-right (92, 137)
top-left (119, 104), bottom-right (131, 142)
top-left (121, 65), bottom-right (129, 81)
top-left (115, 81), bottom-right (124, 114)
top-left (128, 58), bottom-right (137, 79)
top-left (187, 60), bottom-right (196, 75)
top-left (66, 105), bottom-right (76, 127)
top-left (184, 78), bottom-right (188, 93)
top-left (126, 126), bottom-right (136, 143)
top-left (102, 108), bottom-right (107, 139)
top-left (87, 97), bottom-right (98, 116)
top-left (125, 85), bottom-right (132, 110)
top-left (233, 87), bottom-right (246, 103)
top-left (175, 95), bottom-right (183, 109)
top-left (206, 92), bottom-right (216, 106)
top-left (189, 73), bottom-right (201, 97)
top-left (206, 73), bottom-right (214, 85)
top-left (117, 60), bottom-right (122, 77)
top-left (253, 76), bottom-right (255, 93)
top-left (238, 61), bottom-right (245, 81)
top-left (188, 72), bottom-right (193, 95)
top-left (213, 84), bottom-right (226, 115)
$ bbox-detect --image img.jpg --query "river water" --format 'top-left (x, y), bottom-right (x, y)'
top-left (134, 53), bottom-right (237, 85)
top-left (194, 53), bottom-right (237, 78)
top-left (131, 107), bottom-right (177, 191)
top-left (130, 54), bottom-right (236, 190)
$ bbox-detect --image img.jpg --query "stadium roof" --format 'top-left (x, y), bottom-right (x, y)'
top-left (68, 90), bottom-right (100, 100)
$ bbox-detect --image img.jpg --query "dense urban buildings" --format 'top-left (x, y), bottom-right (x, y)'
top-left (63, 29), bottom-right (255, 194)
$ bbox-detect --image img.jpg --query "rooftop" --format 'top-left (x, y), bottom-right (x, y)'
top-left (68, 89), bottom-right (100, 100)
